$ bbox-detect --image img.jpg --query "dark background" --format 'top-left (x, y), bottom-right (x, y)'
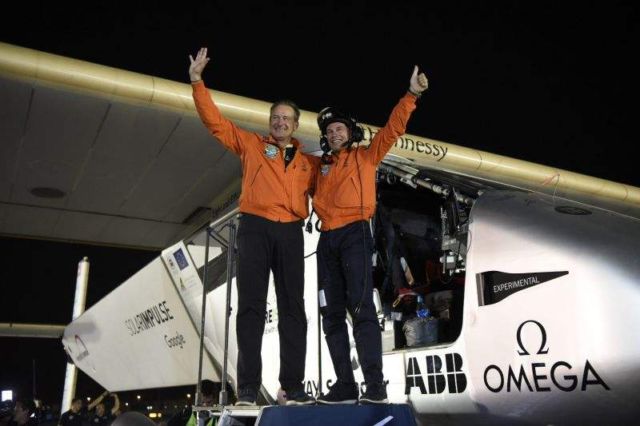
top-left (1, 0), bottom-right (639, 408)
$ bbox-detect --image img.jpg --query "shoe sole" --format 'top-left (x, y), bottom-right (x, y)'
top-left (285, 400), bottom-right (316, 406)
top-left (316, 399), bottom-right (358, 405)
top-left (359, 398), bottom-right (389, 404)
top-left (234, 401), bottom-right (256, 406)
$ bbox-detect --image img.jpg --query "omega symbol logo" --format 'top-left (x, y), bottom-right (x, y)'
top-left (516, 319), bottom-right (549, 356)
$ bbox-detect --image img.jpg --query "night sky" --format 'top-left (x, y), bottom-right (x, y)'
top-left (1, 0), bottom-right (639, 407)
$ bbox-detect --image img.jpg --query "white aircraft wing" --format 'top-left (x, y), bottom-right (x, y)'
top-left (0, 42), bottom-right (241, 250)
top-left (1, 40), bottom-right (639, 254)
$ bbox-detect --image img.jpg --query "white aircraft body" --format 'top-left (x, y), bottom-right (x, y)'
top-left (1, 42), bottom-right (638, 425)
top-left (63, 176), bottom-right (640, 425)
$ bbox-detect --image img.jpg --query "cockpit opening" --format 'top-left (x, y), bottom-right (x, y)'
top-left (374, 163), bottom-right (473, 351)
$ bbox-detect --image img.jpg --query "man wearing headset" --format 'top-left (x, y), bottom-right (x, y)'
top-left (313, 66), bottom-right (429, 404)
top-left (189, 47), bottom-right (316, 406)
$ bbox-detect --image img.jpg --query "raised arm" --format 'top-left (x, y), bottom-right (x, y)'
top-left (367, 65), bottom-right (429, 164)
top-left (110, 393), bottom-right (120, 416)
top-left (87, 390), bottom-right (109, 411)
top-left (189, 47), bottom-right (255, 156)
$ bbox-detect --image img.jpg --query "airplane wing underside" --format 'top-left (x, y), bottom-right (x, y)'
top-left (1, 41), bottom-right (639, 253)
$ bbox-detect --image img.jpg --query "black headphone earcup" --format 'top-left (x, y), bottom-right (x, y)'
top-left (353, 125), bottom-right (365, 143)
top-left (320, 135), bottom-right (330, 154)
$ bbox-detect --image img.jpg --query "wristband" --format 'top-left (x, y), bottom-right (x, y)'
top-left (408, 88), bottom-right (422, 98)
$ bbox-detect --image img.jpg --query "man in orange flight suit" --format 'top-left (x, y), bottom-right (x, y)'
top-left (313, 66), bottom-right (429, 404)
top-left (189, 47), bottom-right (316, 406)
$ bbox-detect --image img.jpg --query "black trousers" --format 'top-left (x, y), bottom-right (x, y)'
top-left (236, 214), bottom-right (307, 392)
top-left (317, 220), bottom-right (383, 385)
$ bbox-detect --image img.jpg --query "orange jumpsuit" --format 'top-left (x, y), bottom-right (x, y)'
top-left (314, 92), bottom-right (418, 391)
top-left (192, 81), bottom-right (315, 395)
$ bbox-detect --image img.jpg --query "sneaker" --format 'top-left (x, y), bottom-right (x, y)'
top-left (359, 383), bottom-right (388, 404)
top-left (235, 388), bottom-right (257, 406)
top-left (285, 389), bottom-right (316, 406)
top-left (317, 382), bottom-right (358, 405)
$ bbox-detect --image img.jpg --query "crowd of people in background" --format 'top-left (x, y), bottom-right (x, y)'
top-left (0, 389), bottom-right (199, 426)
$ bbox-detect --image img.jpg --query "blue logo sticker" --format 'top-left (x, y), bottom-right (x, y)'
top-left (173, 249), bottom-right (189, 271)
